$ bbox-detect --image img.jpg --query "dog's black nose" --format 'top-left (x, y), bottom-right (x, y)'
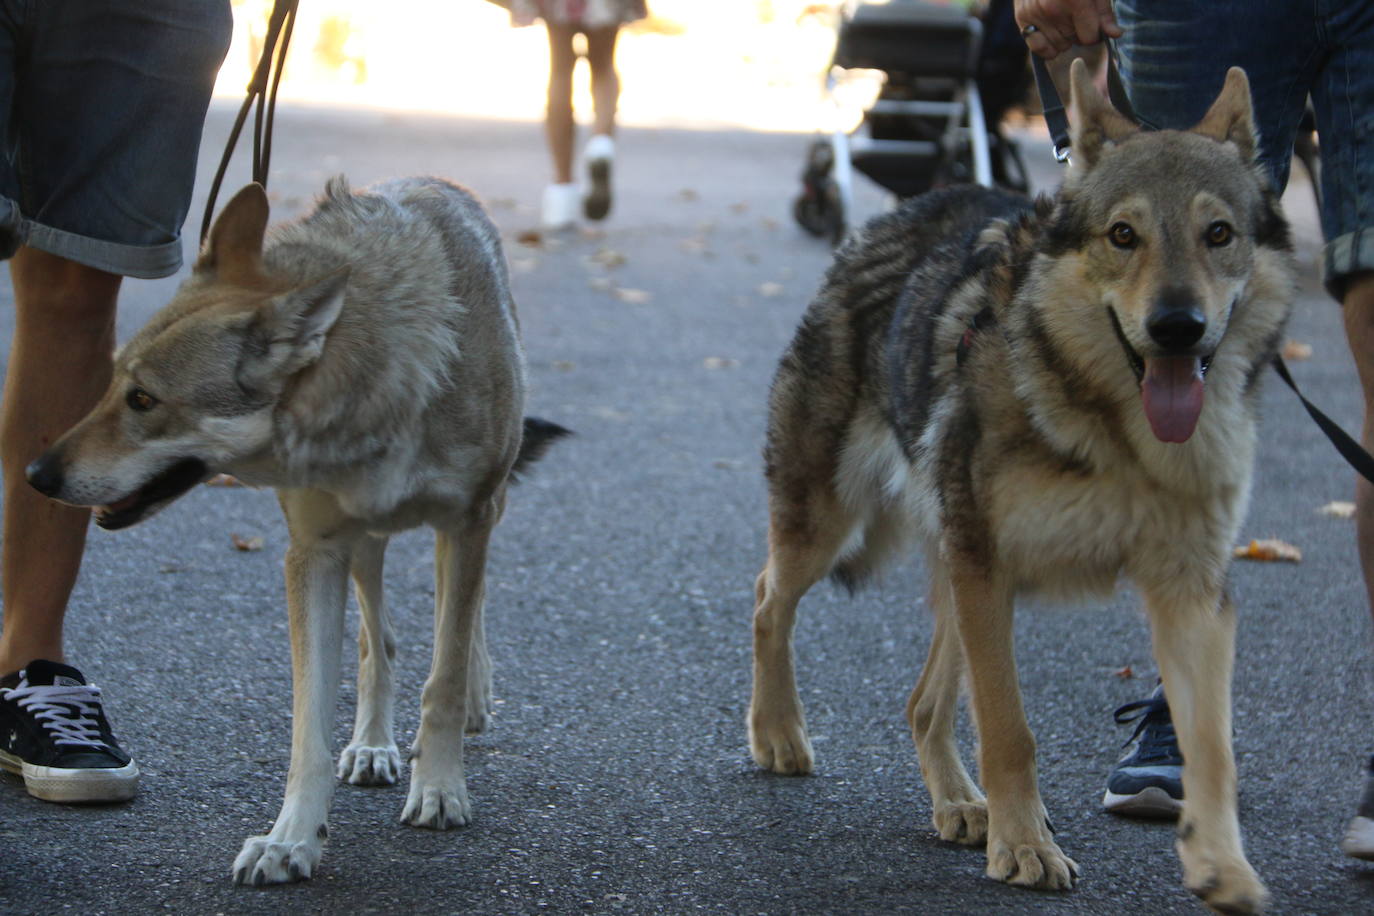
top-left (1146, 305), bottom-right (1207, 351)
top-left (26, 452), bottom-right (64, 497)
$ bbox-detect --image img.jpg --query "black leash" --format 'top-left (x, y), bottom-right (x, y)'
top-left (1027, 40), bottom-right (1374, 484)
top-left (199, 0), bottom-right (300, 244)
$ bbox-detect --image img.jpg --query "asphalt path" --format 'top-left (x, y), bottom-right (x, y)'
top-left (0, 101), bottom-right (1371, 915)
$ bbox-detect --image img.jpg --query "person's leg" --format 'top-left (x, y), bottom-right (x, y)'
top-left (544, 21), bottom-right (578, 185)
top-left (580, 25), bottom-right (620, 221)
top-left (1103, 0), bottom-right (1314, 817)
top-left (0, 249), bottom-right (118, 675)
top-left (583, 25), bottom-right (620, 139)
top-left (1316, 0), bottom-right (1374, 860)
top-left (541, 21), bottom-right (581, 228)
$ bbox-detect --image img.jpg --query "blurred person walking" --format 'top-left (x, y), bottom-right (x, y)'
top-left (509, 0), bottom-right (647, 229)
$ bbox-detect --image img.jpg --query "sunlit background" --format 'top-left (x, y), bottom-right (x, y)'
top-left (213, 1), bottom-right (885, 131)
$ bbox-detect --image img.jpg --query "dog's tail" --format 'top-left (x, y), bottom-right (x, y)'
top-left (510, 416), bottom-right (572, 481)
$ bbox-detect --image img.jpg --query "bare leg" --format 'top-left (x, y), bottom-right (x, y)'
top-left (0, 248), bottom-right (119, 674)
top-left (583, 26), bottom-right (621, 139)
top-left (544, 22), bottom-right (579, 185)
top-left (1342, 272), bottom-right (1374, 621)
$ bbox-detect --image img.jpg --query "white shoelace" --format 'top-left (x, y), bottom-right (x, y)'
top-left (1, 680), bottom-right (109, 749)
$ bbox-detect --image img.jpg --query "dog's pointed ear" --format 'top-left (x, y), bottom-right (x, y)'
top-left (1069, 58), bottom-right (1137, 169)
top-left (197, 183), bottom-right (269, 278)
top-left (237, 267), bottom-right (350, 394)
top-left (1190, 67), bottom-right (1257, 163)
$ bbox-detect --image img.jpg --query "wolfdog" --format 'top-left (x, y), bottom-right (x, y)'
top-left (27, 177), bottom-right (568, 884)
top-left (748, 61), bottom-right (1293, 913)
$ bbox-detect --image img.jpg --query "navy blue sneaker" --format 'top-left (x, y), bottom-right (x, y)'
top-left (1103, 684), bottom-right (1183, 818)
top-left (0, 660), bottom-right (139, 803)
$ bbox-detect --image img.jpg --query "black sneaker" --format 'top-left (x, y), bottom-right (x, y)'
top-left (1103, 684), bottom-right (1183, 817)
top-left (0, 660), bottom-right (139, 803)
top-left (1342, 754), bottom-right (1374, 860)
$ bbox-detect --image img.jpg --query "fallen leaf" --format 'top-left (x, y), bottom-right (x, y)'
top-left (758, 282), bottom-right (784, 298)
top-left (1233, 538), bottom-right (1302, 563)
top-left (712, 459), bottom-right (745, 471)
top-left (677, 189), bottom-right (699, 202)
top-left (614, 287), bottom-right (652, 304)
top-left (729, 202), bottom-right (749, 214)
top-left (703, 357), bottom-right (739, 370)
top-left (587, 246), bottom-right (626, 269)
top-left (515, 229), bottom-right (543, 247)
top-left (205, 474), bottom-right (241, 487)
top-left (552, 360), bottom-right (577, 372)
top-left (1112, 665), bottom-right (1134, 679)
top-left (1320, 500), bottom-right (1356, 519)
top-left (761, 217), bottom-right (780, 231)
top-left (231, 533), bottom-right (265, 552)
top-left (1281, 339), bottom-right (1313, 361)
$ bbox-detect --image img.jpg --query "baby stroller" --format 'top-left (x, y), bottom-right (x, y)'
top-left (794, 0), bottom-right (1031, 244)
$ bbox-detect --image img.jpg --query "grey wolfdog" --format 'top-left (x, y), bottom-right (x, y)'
top-left (748, 61), bottom-right (1294, 913)
top-left (27, 176), bottom-right (569, 884)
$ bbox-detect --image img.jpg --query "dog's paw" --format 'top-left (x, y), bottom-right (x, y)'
top-left (933, 800), bottom-right (988, 846)
top-left (464, 707), bottom-right (490, 735)
top-left (986, 837), bottom-right (1078, 890)
top-left (401, 780), bottom-right (472, 830)
top-left (1178, 835), bottom-right (1269, 914)
top-left (748, 711), bottom-right (814, 775)
top-left (232, 834), bottom-right (323, 886)
top-left (337, 742), bottom-right (402, 786)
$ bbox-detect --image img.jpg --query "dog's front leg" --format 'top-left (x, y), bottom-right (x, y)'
top-left (949, 553), bottom-right (1077, 890)
top-left (1143, 584), bottom-right (1267, 914)
top-left (234, 490), bottom-right (354, 885)
top-left (338, 533), bottom-right (402, 786)
top-left (402, 502), bottom-right (498, 830)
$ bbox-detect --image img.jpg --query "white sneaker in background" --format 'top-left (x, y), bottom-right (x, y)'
top-left (541, 182), bottom-right (580, 230)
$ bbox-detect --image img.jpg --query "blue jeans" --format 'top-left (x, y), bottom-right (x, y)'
top-left (0, 0), bottom-right (232, 278)
top-left (1115, 0), bottom-right (1374, 299)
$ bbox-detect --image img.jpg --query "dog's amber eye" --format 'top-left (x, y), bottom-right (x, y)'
top-left (126, 388), bottom-right (158, 412)
top-left (1206, 221), bottom-right (1233, 246)
top-left (1109, 222), bottom-right (1136, 249)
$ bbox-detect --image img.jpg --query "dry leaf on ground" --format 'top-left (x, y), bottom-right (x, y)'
top-left (231, 533), bottom-right (265, 552)
top-left (614, 287), bottom-right (652, 304)
top-left (677, 189), bottom-right (699, 202)
top-left (1281, 339), bottom-right (1313, 361)
top-left (1320, 500), bottom-right (1357, 518)
top-left (1112, 665), bottom-right (1134, 679)
top-left (515, 229), bottom-right (543, 247)
top-left (1233, 538), bottom-right (1302, 563)
top-left (704, 357), bottom-right (739, 370)
top-left (587, 246), bottom-right (627, 269)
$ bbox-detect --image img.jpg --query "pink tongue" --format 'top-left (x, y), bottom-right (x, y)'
top-left (1141, 356), bottom-right (1204, 443)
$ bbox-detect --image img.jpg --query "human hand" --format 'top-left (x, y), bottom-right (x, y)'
top-left (1014, 0), bottom-right (1122, 58)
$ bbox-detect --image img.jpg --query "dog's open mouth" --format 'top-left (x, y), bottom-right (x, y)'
top-left (1107, 307), bottom-right (1215, 445)
top-left (94, 458), bottom-right (210, 530)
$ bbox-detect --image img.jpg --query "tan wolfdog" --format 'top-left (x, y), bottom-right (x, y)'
top-left (27, 177), bottom-right (567, 884)
top-left (748, 61), bottom-right (1294, 913)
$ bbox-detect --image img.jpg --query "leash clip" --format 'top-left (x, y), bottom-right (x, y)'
top-left (1052, 142), bottom-right (1071, 164)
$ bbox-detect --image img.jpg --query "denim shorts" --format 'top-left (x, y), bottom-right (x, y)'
top-left (1115, 0), bottom-right (1374, 299)
top-left (0, 0), bottom-right (232, 279)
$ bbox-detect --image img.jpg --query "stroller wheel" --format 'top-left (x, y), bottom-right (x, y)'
top-left (793, 190), bottom-right (830, 237)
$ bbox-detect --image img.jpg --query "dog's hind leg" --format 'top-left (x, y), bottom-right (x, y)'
top-left (948, 553), bottom-right (1077, 890)
top-left (908, 561), bottom-right (986, 846)
top-left (401, 493), bottom-right (503, 830)
top-left (234, 488), bottom-right (356, 885)
top-left (1143, 585), bottom-right (1268, 914)
top-left (749, 486), bottom-right (857, 775)
top-left (338, 533), bottom-right (402, 786)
